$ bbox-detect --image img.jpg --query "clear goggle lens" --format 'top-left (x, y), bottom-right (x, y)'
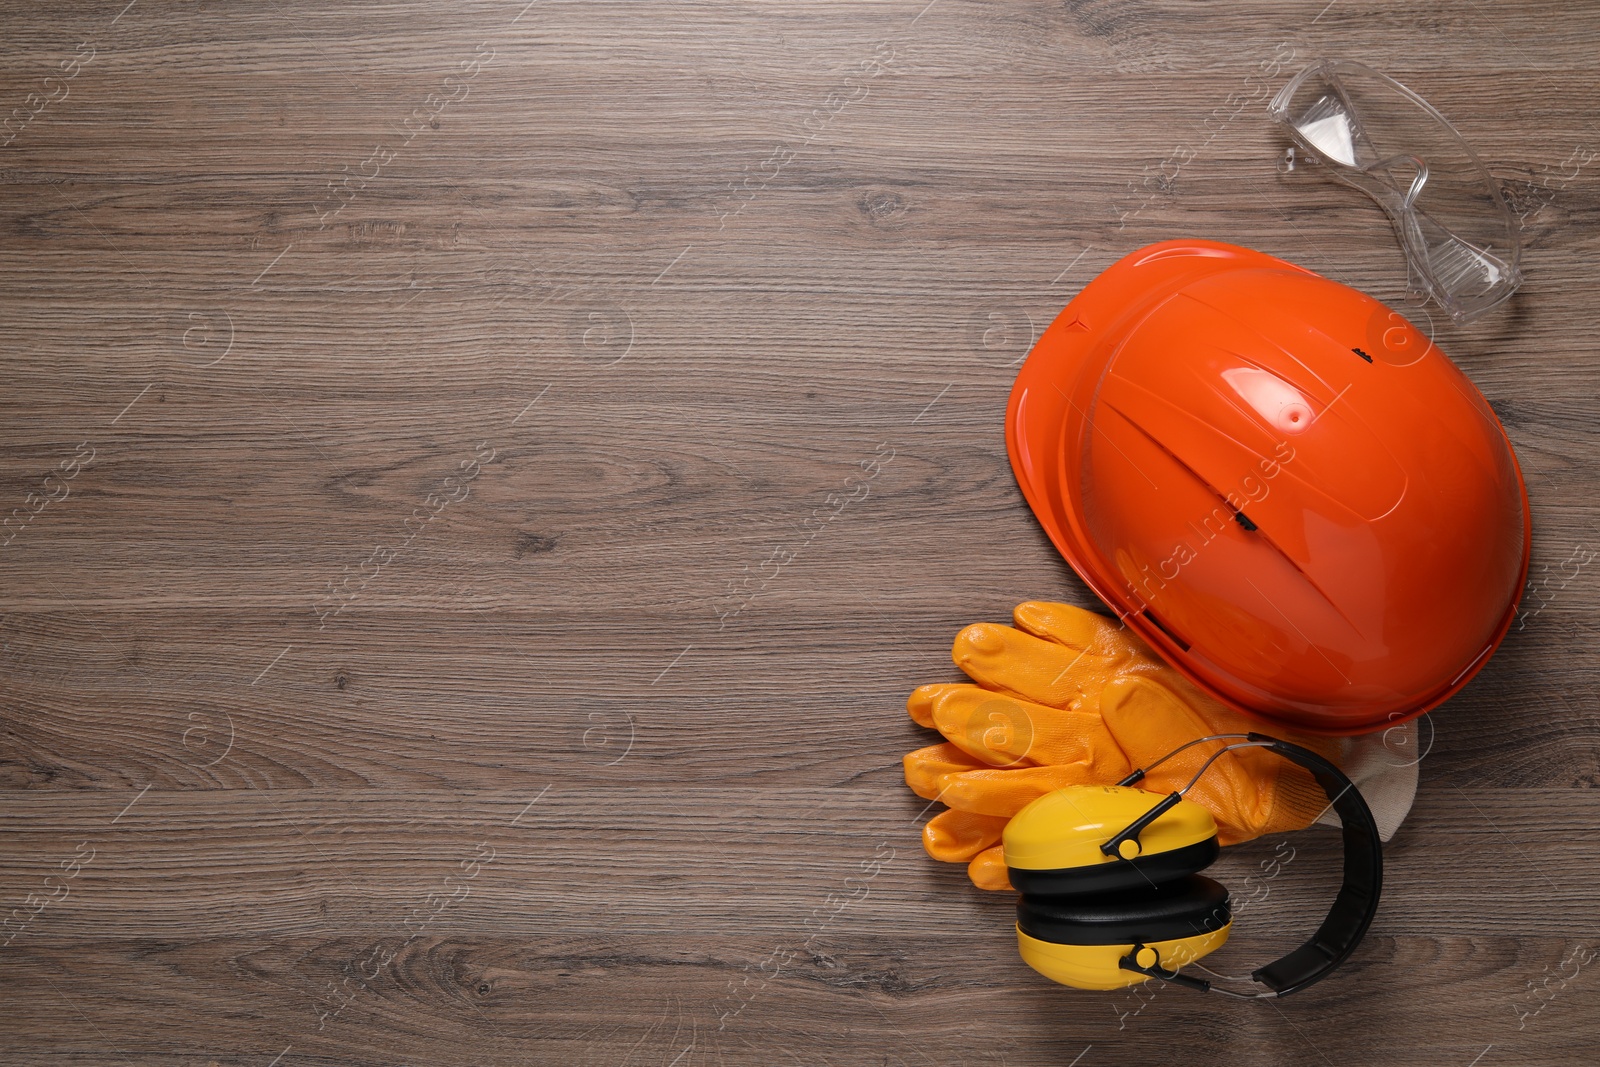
top-left (1269, 59), bottom-right (1522, 324)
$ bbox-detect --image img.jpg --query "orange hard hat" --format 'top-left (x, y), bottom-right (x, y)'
top-left (1007, 240), bottom-right (1530, 736)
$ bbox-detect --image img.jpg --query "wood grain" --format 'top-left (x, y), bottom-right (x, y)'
top-left (3, 1), bottom-right (1600, 1064)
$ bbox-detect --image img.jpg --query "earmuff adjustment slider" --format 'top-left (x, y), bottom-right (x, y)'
top-left (1117, 943), bottom-right (1212, 992)
top-left (1099, 790), bottom-right (1183, 859)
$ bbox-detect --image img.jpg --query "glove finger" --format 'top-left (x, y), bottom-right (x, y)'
top-left (907, 683), bottom-right (945, 729)
top-left (937, 763), bottom-right (1096, 817)
top-left (952, 620), bottom-right (1114, 709)
top-left (921, 809), bottom-right (1008, 863)
top-left (915, 683), bottom-right (1128, 773)
top-left (1012, 600), bottom-right (1129, 649)
top-left (968, 844), bottom-right (1013, 891)
top-left (903, 742), bottom-right (989, 801)
top-left (1012, 600), bottom-right (1172, 673)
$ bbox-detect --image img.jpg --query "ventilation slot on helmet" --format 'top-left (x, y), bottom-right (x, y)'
top-left (1143, 610), bottom-right (1191, 652)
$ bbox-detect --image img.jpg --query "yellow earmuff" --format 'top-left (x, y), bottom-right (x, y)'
top-left (1003, 784), bottom-right (1233, 990)
top-left (999, 735), bottom-right (1386, 999)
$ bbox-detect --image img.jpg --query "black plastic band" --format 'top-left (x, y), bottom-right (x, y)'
top-left (1242, 733), bottom-right (1384, 996)
top-left (1108, 734), bottom-right (1384, 997)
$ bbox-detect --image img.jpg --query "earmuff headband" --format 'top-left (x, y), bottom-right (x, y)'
top-left (1106, 732), bottom-right (1384, 998)
top-left (1241, 733), bottom-right (1384, 996)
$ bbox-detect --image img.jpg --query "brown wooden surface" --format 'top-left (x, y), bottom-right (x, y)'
top-left (2, 1), bottom-right (1599, 1064)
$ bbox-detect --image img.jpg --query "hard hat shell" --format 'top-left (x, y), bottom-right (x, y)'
top-left (1007, 240), bottom-right (1530, 736)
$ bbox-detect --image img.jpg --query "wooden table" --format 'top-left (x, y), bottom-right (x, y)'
top-left (2, 2), bottom-right (1597, 1064)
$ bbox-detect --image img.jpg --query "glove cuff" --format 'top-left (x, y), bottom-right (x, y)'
top-left (1263, 756), bottom-right (1335, 838)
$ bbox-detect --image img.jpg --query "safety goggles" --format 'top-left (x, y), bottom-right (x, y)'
top-left (1269, 59), bottom-right (1522, 324)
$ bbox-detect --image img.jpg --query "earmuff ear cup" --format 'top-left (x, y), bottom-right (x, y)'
top-left (1003, 786), bottom-right (1220, 896)
top-left (1015, 920), bottom-right (1233, 990)
top-left (1014, 875), bottom-right (1233, 990)
top-left (1008, 835), bottom-right (1219, 897)
top-left (1017, 874), bottom-right (1231, 947)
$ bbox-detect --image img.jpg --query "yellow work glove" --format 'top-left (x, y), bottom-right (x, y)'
top-left (904, 601), bottom-right (1341, 891)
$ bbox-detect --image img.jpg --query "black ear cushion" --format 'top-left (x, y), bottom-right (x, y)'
top-left (1008, 836), bottom-right (1219, 897)
top-left (1017, 874), bottom-right (1231, 946)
